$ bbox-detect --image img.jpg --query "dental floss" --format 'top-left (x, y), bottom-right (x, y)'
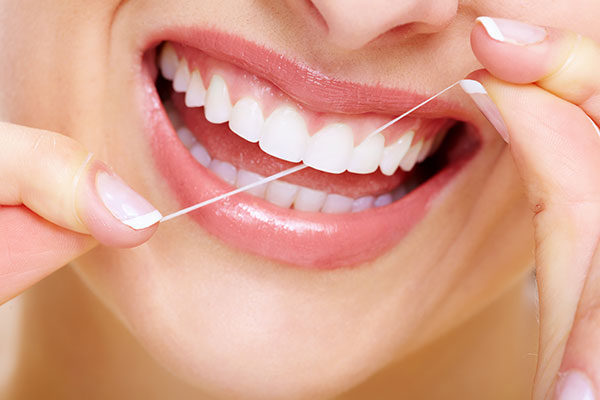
top-left (160, 81), bottom-right (461, 223)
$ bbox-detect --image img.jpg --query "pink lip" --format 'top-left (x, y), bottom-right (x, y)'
top-left (140, 30), bottom-right (479, 269)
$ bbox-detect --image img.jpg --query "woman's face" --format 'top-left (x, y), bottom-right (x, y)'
top-left (2, 1), bottom-right (598, 398)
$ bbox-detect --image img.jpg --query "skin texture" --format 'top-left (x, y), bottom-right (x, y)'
top-left (0, 1), bottom-right (599, 399)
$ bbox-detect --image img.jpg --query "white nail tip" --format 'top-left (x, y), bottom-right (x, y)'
top-left (204, 75), bottom-right (232, 124)
top-left (476, 17), bottom-right (505, 42)
top-left (303, 123), bottom-right (354, 174)
top-left (123, 210), bottom-right (163, 230)
top-left (460, 79), bottom-right (488, 95)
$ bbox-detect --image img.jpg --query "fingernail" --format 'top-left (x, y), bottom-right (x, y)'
top-left (555, 370), bottom-right (595, 400)
top-left (477, 16), bottom-right (547, 45)
top-left (96, 171), bottom-right (162, 230)
top-left (459, 79), bottom-right (510, 143)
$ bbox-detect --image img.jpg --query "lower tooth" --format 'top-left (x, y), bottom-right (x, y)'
top-left (392, 186), bottom-right (408, 201)
top-left (236, 170), bottom-right (268, 198)
top-left (209, 160), bottom-right (237, 186)
top-left (177, 127), bottom-right (196, 149)
top-left (190, 143), bottom-right (212, 167)
top-left (294, 187), bottom-right (327, 212)
top-left (374, 193), bottom-right (393, 208)
top-left (265, 180), bottom-right (299, 208)
top-left (352, 196), bottom-right (375, 213)
top-left (322, 194), bottom-right (354, 214)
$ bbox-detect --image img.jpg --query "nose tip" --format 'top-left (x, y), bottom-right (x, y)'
top-left (308, 0), bottom-right (458, 50)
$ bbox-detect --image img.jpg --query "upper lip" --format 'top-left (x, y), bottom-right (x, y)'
top-left (144, 27), bottom-right (469, 120)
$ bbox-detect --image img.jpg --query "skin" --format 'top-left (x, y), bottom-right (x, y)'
top-left (0, 1), bottom-right (599, 399)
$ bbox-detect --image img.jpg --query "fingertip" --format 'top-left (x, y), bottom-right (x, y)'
top-left (77, 160), bottom-right (161, 248)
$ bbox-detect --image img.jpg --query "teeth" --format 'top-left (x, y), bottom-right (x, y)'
top-left (209, 160), bottom-right (237, 186)
top-left (190, 142), bottom-right (212, 167)
top-left (417, 138), bottom-right (433, 163)
top-left (352, 196), bottom-right (375, 213)
top-left (379, 131), bottom-right (414, 176)
top-left (321, 194), bottom-right (354, 214)
top-left (236, 169), bottom-right (268, 197)
top-left (159, 43), bottom-right (179, 80)
top-left (204, 75), bottom-right (232, 124)
top-left (229, 97), bottom-right (264, 143)
top-left (185, 70), bottom-right (206, 108)
top-left (173, 59), bottom-right (191, 93)
top-left (259, 106), bottom-right (309, 163)
top-left (293, 187), bottom-right (327, 212)
top-left (374, 193), bottom-right (393, 208)
top-left (265, 180), bottom-right (299, 208)
top-left (399, 139), bottom-right (423, 172)
top-left (303, 123), bottom-right (354, 174)
top-left (177, 127), bottom-right (196, 149)
top-left (348, 134), bottom-right (385, 174)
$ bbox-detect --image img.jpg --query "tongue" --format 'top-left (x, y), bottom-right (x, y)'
top-left (173, 93), bottom-right (411, 198)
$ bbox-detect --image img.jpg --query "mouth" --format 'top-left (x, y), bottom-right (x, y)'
top-left (140, 31), bottom-right (480, 269)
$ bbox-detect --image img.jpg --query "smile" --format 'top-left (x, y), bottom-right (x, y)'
top-left (141, 30), bottom-right (480, 269)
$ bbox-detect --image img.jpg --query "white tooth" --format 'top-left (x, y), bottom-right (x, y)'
top-left (229, 97), bottom-right (264, 143)
top-left (379, 131), bottom-right (414, 176)
top-left (293, 187), bottom-right (327, 212)
top-left (177, 127), bottom-right (196, 149)
top-left (348, 134), bottom-right (385, 174)
top-left (185, 70), bottom-right (206, 108)
top-left (173, 59), bottom-right (191, 93)
top-left (399, 140), bottom-right (424, 172)
top-left (209, 160), bottom-right (237, 185)
top-left (351, 196), bottom-right (375, 213)
top-left (259, 106), bottom-right (309, 163)
top-left (159, 43), bottom-right (178, 80)
top-left (416, 138), bottom-right (433, 163)
top-left (236, 169), bottom-right (268, 198)
top-left (321, 194), bottom-right (354, 214)
top-left (374, 193), bottom-right (393, 208)
top-left (265, 180), bottom-right (299, 208)
top-left (204, 75), bottom-right (232, 124)
top-left (190, 143), bottom-right (212, 167)
top-left (303, 123), bottom-right (354, 174)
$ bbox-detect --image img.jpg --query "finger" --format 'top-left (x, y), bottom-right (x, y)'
top-left (0, 206), bottom-right (94, 304)
top-left (471, 17), bottom-right (600, 122)
top-left (0, 122), bottom-right (161, 248)
top-left (460, 72), bottom-right (600, 399)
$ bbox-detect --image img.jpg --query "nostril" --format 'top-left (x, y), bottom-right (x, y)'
top-left (304, 0), bottom-right (329, 33)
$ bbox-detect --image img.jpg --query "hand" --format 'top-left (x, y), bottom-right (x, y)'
top-left (0, 123), bottom-right (161, 304)
top-left (461, 17), bottom-right (600, 399)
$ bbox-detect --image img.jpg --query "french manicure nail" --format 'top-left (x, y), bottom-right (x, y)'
top-left (96, 171), bottom-right (162, 230)
top-left (555, 370), bottom-right (595, 400)
top-left (459, 79), bottom-right (510, 143)
top-left (477, 16), bottom-right (547, 45)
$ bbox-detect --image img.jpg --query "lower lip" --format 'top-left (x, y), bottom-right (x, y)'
top-left (142, 53), bottom-right (478, 270)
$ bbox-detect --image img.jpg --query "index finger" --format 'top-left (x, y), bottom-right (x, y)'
top-left (471, 17), bottom-right (600, 120)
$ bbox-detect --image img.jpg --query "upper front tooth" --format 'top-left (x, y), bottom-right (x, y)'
top-left (185, 70), bottom-right (206, 108)
top-left (265, 180), bottom-right (299, 208)
top-left (399, 139), bottom-right (424, 172)
top-left (303, 123), bottom-right (354, 174)
top-left (259, 106), bottom-right (309, 163)
top-left (229, 97), bottom-right (264, 143)
top-left (347, 133), bottom-right (385, 174)
top-left (159, 43), bottom-right (178, 80)
top-left (173, 59), bottom-right (191, 92)
top-left (379, 131), bottom-right (414, 176)
top-left (204, 75), bottom-right (232, 124)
